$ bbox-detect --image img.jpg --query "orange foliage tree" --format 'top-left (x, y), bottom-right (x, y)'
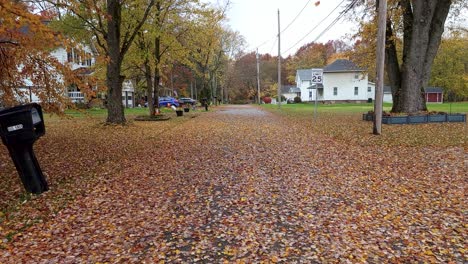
top-left (0, 1), bottom-right (84, 112)
top-left (285, 40), bottom-right (350, 83)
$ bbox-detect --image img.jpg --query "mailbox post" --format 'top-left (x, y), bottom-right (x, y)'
top-left (0, 103), bottom-right (49, 194)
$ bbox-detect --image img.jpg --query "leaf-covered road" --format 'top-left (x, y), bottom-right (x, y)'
top-left (2, 105), bottom-right (466, 262)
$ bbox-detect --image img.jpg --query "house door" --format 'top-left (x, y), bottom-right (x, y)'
top-left (318, 88), bottom-right (324, 100)
top-left (427, 93), bottom-right (437, 103)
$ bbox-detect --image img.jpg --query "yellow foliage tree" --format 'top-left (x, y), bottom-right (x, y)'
top-left (430, 31), bottom-right (468, 101)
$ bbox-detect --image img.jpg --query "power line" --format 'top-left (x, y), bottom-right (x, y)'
top-left (282, 0), bottom-right (347, 54)
top-left (269, 37), bottom-right (278, 55)
top-left (254, 36), bottom-right (277, 50)
top-left (253, 0), bottom-right (311, 52)
top-left (310, 0), bottom-right (358, 44)
top-left (281, 0), bottom-right (312, 34)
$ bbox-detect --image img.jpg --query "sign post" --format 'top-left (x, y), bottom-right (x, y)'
top-left (311, 69), bottom-right (323, 123)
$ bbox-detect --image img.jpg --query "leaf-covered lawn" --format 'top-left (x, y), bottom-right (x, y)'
top-left (0, 105), bottom-right (465, 262)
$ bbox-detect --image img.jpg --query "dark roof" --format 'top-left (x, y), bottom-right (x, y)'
top-left (425, 87), bottom-right (443, 93)
top-left (383, 86), bottom-right (443, 94)
top-left (306, 83), bottom-right (324, 89)
top-left (281, 85), bottom-right (300, 93)
top-left (297, 69), bottom-right (312, 81)
top-left (323, 59), bottom-right (364, 73)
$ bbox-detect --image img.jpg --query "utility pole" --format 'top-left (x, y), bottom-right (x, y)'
top-left (373, 0), bottom-right (387, 135)
top-left (190, 80), bottom-right (193, 99)
top-left (194, 80), bottom-right (197, 100)
top-left (256, 48), bottom-right (261, 104)
top-left (212, 73), bottom-right (216, 105)
top-left (214, 74), bottom-right (217, 105)
top-left (277, 9), bottom-right (281, 108)
top-left (171, 70), bottom-right (174, 96)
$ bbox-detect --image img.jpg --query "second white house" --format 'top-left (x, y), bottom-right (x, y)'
top-left (294, 59), bottom-right (374, 103)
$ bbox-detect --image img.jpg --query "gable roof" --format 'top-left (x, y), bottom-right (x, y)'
top-left (306, 83), bottom-right (324, 89)
top-left (281, 85), bottom-right (300, 94)
top-left (323, 59), bottom-right (364, 73)
top-left (296, 69), bottom-right (312, 81)
top-left (425, 87), bottom-right (443, 93)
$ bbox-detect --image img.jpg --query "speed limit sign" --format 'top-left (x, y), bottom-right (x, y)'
top-left (311, 69), bottom-right (323, 84)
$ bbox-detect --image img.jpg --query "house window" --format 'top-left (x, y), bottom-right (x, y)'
top-left (333, 87), bottom-right (338, 96)
top-left (67, 48), bottom-right (73, 63)
top-left (368, 86), bottom-right (371, 92)
top-left (73, 51), bottom-right (79, 64)
top-left (309, 91), bottom-right (313, 98)
top-left (354, 73), bottom-right (359, 79)
top-left (354, 87), bottom-right (359, 95)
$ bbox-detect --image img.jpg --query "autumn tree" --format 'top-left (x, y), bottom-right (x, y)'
top-left (352, 0), bottom-right (466, 113)
top-left (125, 0), bottom-right (200, 116)
top-left (188, 6), bottom-right (227, 101)
top-left (0, 1), bottom-right (83, 112)
top-left (229, 52), bottom-right (257, 102)
top-left (218, 29), bottom-right (245, 102)
top-left (47, 0), bottom-right (155, 123)
top-left (259, 54), bottom-right (281, 98)
top-left (348, 21), bottom-right (378, 82)
top-left (285, 40), bottom-right (347, 83)
top-left (429, 31), bottom-right (468, 101)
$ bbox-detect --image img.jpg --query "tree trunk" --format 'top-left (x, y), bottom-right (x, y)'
top-left (153, 36), bottom-right (161, 109)
top-left (153, 1), bottom-right (161, 110)
top-left (389, 0), bottom-right (451, 113)
top-left (153, 65), bottom-right (160, 108)
top-left (385, 19), bottom-right (402, 111)
top-left (144, 59), bottom-right (155, 116)
top-left (106, 0), bottom-right (125, 124)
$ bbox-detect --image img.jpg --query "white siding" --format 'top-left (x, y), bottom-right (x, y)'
top-left (283, 92), bottom-right (296, 101)
top-left (296, 68), bottom-right (376, 102)
top-left (383, 93), bottom-right (393, 103)
top-left (50, 46), bottom-right (95, 70)
top-left (322, 72), bottom-right (369, 101)
top-left (301, 88), bottom-right (316, 102)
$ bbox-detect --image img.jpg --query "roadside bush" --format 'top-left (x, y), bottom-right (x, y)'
top-left (262, 97), bottom-right (272, 104)
top-left (231, 99), bottom-right (251, 104)
top-left (75, 102), bottom-right (89, 109)
top-left (87, 98), bottom-right (105, 109)
top-left (294, 96), bottom-right (302, 103)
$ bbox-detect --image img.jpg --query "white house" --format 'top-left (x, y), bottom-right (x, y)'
top-left (55, 45), bottom-right (135, 107)
top-left (18, 44), bottom-right (135, 108)
top-left (295, 59), bottom-right (374, 103)
top-left (281, 85), bottom-right (301, 101)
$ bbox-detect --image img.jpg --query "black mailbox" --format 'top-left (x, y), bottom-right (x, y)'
top-left (0, 103), bottom-right (49, 194)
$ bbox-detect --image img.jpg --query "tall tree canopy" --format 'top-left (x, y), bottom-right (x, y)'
top-left (48, 0), bottom-right (155, 124)
top-left (352, 0), bottom-right (466, 113)
top-left (126, 0), bottom-right (204, 116)
top-left (429, 31), bottom-right (468, 101)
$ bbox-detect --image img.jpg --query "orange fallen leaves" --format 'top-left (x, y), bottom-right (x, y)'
top-left (0, 106), bottom-right (465, 262)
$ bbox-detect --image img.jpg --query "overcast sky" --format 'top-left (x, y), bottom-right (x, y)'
top-left (208, 0), bottom-right (359, 56)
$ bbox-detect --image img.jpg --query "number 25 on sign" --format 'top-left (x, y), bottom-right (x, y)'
top-left (311, 69), bottom-right (323, 84)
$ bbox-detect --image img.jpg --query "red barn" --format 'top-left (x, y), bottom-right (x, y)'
top-left (425, 87), bottom-right (443, 103)
top-left (382, 86), bottom-right (444, 103)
